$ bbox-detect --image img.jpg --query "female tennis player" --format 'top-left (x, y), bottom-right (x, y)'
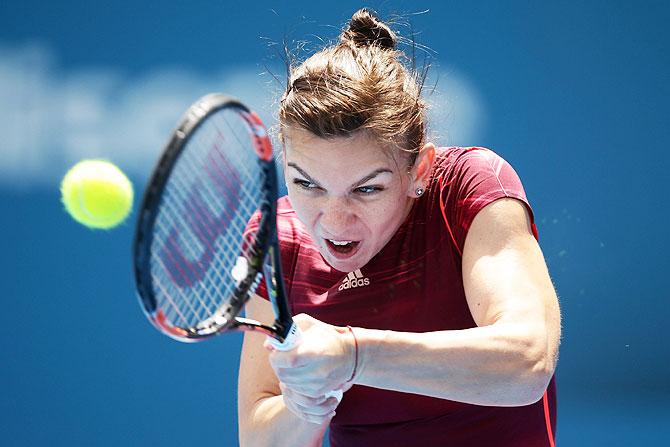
top-left (238, 8), bottom-right (561, 447)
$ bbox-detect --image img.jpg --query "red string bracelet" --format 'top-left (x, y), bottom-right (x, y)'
top-left (346, 325), bottom-right (358, 382)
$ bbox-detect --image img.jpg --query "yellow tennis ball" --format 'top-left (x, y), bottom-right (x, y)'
top-left (60, 160), bottom-right (134, 229)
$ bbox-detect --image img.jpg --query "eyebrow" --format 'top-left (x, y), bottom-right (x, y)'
top-left (287, 162), bottom-right (393, 189)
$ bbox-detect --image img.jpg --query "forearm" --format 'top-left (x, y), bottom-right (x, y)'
top-left (240, 394), bottom-right (328, 447)
top-left (353, 322), bottom-right (555, 406)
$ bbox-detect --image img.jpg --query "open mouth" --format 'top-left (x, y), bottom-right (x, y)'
top-left (325, 239), bottom-right (360, 254)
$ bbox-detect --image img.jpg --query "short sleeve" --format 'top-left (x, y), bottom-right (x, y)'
top-left (437, 147), bottom-right (536, 255)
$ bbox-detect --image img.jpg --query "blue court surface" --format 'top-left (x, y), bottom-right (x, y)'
top-left (557, 393), bottom-right (669, 445)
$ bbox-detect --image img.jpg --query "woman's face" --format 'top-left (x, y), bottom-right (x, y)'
top-left (283, 127), bottom-right (421, 273)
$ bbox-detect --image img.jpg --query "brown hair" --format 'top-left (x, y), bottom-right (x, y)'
top-left (278, 8), bottom-right (427, 166)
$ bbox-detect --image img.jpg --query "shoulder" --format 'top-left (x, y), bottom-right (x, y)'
top-left (432, 146), bottom-right (514, 183)
top-left (432, 145), bottom-right (527, 198)
top-left (427, 146), bottom-right (534, 254)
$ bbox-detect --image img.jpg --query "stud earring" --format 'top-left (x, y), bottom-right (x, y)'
top-left (415, 187), bottom-right (425, 197)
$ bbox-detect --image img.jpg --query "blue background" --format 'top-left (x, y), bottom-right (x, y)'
top-left (1, 1), bottom-right (668, 445)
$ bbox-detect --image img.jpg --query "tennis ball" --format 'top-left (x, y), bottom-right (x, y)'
top-left (60, 159), bottom-right (134, 229)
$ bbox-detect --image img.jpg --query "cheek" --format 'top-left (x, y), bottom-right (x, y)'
top-left (286, 189), bottom-right (318, 223)
top-left (360, 197), bottom-right (405, 233)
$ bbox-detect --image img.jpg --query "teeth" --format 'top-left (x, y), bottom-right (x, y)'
top-left (329, 239), bottom-right (353, 246)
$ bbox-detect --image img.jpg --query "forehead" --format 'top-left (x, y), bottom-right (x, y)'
top-left (283, 127), bottom-right (402, 173)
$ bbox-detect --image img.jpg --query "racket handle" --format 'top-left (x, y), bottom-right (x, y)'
top-left (268, 323), bottom-right (345, 402)
top-left (269, 322), bottom-right (302, 351)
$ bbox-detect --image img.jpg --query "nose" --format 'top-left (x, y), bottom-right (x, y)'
top-left (318, 196), bottom-right (357, 236)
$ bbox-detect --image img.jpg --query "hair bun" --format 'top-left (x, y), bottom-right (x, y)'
top-left (340, 8), bottom-right (397, 50)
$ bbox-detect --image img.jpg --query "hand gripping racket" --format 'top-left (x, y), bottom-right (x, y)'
top-left (133, 93), bottom-right (342, 400)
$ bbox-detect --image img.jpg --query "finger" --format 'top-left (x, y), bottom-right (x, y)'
top-left (279, 379), bottom-right (341, 399)
top-left (293, 313), bottom-right (318, 326)
top-left (283, 395), bottom-right (338, 420)
top-left (279, 382), bottom-right (324, 398)
top-left (294, 400), bottom-right (339, 417)
top-left (273, 365), bottom-right (327, 392)
top-left (280, 382), bottom-right (338, 407)
top-left (281, 384), bottom-right (341, 414)
top-left (269, 351), bottom-right (305, 369)
top-left (307, 397), bottom-right (341, 414)
top-left (281, 394), bottom-right (336, 424)
top-left (279, 382), bottom-right (326, 406)
top-left (273, 366), bottom-right (315, 387)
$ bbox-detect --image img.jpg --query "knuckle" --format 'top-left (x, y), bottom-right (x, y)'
top-left (307, 392), bottom-right (325, 405)
top-left (302, 387), bottom-right (321, 398)
top-left (288, 355), bottom-right (300, 368)
top-left (316, 383), bottom-right (331, 394)
top-left (272, 351), bottom-right (299, 369)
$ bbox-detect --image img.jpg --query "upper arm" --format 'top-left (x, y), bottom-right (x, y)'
top-left (237, 294), bottom-right (282, 429)
top-left (462, 198), bottom-right (561, 368)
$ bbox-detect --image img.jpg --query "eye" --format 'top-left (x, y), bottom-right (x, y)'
top-left (355, 185), bottom-right (384, 195)
top-left (293, 179), bottom-right (319, 190)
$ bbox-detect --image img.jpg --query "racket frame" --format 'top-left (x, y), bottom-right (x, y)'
top-left (133, 93), bottom-right (293, 343)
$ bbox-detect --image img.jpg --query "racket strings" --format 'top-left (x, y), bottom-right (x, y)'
top-left (154, 152), bottom-right (258, 326)
top-left (149, 107), bottom-right (268, 330)
top-left (154, 176), bottom-right (224, 323)
top-left (153, 205), bottom-right (219, 324)
top-left (174, 114), bottom-right (260, 318)
top-left (156, 184), bottom-right (256, 326)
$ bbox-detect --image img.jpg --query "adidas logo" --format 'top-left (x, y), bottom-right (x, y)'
top-left (338, 269), bottom-right (370, 291)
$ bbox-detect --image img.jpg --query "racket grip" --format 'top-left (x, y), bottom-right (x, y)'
top-left (268, 323), bottom-right (345, 402)
top-left (268, 322), bottom-right (302, 351)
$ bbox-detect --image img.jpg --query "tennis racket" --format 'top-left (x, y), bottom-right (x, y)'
top-left (133, 93), bottom-right (342, 398)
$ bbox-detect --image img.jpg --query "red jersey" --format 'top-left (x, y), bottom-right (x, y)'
top-left (255, 147), bottom-right (557, 446)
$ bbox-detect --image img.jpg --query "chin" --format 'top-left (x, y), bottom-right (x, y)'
top-left (327, 260), bottom-right (359, 273)
top-left (323, 252), bottom-right (370, 273)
